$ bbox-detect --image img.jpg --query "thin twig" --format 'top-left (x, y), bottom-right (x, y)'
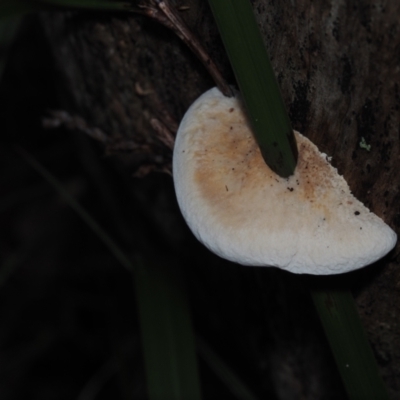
top-left (132, 0), bottom-right (232, 97)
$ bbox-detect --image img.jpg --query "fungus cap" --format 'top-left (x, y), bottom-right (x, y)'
top-left (173, 87), bottom-right (397, 275)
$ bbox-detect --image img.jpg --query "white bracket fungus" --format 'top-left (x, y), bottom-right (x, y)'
top-left (173, 87), bottom-right (397, 275)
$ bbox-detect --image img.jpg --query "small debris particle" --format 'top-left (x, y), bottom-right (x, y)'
top-left (229, 108), bottom-right (234, 112)
top-left (287, 187), bottom-right (294, 192)
top-left (225, 185), bottom-right (229, 191)
top-left (359, 137), bottom-right (371, 151)
top-left (354, 211), bottom-right (360, 215)
top-left (135, 82), bottom-right (154, 96)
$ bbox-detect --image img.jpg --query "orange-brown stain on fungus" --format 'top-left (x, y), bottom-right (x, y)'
top-left (191, 100), bottom-right (344, 230)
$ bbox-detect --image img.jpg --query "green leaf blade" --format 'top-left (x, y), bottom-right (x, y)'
top-left (311, 289), bottom-right (389, 400)
top-left (134, 258), bottom-right (202, 400)
top-left (207, 0), bottom-right (297, 177)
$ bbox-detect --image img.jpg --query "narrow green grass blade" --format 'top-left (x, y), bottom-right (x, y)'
top-left (207, 0), bottom-right (297, 177)
top-left (196, 336), bottom-right (259, 400)
top-left (134, 257), bottom-right (202, 400)
top-left (311, 289), bottom-right (389, 400)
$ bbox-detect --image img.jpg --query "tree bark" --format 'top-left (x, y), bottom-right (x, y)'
top-left (40, 1), bottom-right (400, 398)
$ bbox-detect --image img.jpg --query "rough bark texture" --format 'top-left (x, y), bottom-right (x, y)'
top-left (40, 1), bottom-right (400, 398)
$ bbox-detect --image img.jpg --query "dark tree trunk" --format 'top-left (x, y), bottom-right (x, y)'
top-left (40, 1), bottom-right (400, 398)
